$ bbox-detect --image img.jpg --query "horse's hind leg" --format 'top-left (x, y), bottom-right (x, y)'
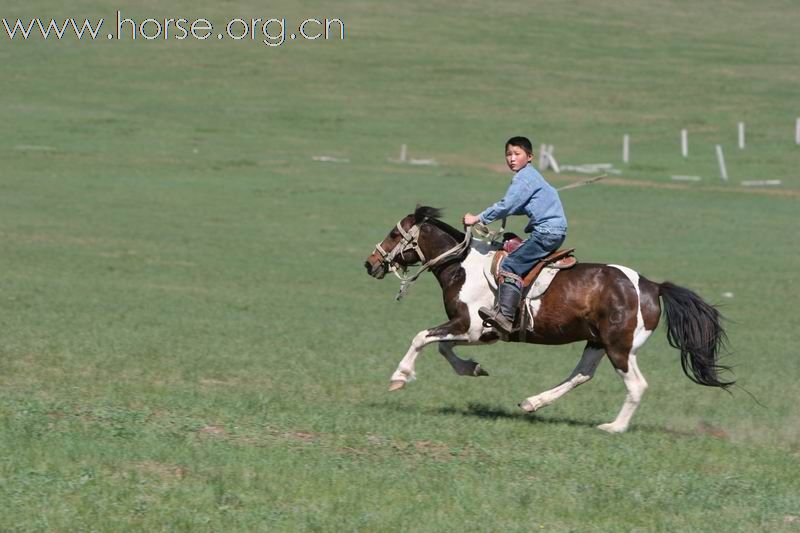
top-left (438, 341), bottom-right (492, 377)
top-left (519, 342), bottom-right (605, 413)
top-left (598, 350), bottom-right (649, 434)
top-left (597, 270), bottom-right (658, 432)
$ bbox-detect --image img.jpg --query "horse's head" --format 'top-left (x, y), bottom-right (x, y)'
top-left (364, 206), bottom-right (443, 279)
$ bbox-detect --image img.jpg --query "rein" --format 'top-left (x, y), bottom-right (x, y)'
top-left (375, 218), bottom-right (472, 301)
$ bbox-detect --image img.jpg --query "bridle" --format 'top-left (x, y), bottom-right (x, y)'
top-left (374, 217), bottom-right (472, 300)
top-left (374, 221), bottom-right (426, 275)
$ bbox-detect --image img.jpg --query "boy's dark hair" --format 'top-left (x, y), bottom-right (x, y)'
top-left (505, 136), bottom-right (533, 155)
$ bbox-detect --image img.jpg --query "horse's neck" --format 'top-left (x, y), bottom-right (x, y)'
top-left (420, 224), bottom-right (461, 262)
top-left (420, 224), bottom-right (469, 290)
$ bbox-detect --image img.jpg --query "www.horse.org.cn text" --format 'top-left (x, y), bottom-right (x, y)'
top-left (2, 11), bottom-right (346, 47)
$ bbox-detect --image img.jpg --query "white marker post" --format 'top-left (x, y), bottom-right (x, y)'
top-left (741, 179), bottom-right (782, 187)
top-left (539, 144), bottom-right (550, 170)
top-left (622, 134), bottom-right (629, 164)
top-left (400, 144), bottom-right (408, 162)
top-left (796, 118), bottom-right (800, 145)
top-left (715, 145), bottom-right (728, 181)
top-left (681, 129), bottom-right (688, 158)
top-left (738, 122), bottom-right (745, 149)
top-left (547, 145), bottom-right (560, 173)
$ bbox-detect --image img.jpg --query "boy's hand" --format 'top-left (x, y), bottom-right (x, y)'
top-left (463, 213), bottom-right (481, 226)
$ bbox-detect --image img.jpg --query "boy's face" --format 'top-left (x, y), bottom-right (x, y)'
top-left (505, 144), bottom-right (532, 172)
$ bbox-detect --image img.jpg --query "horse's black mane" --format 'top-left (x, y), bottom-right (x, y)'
top-left (413, 205), bottom-right (465, 242)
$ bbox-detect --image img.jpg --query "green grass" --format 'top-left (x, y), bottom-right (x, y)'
top-left (1, 0), bottom-right (800, 530)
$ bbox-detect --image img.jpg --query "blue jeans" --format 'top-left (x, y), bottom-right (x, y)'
top-left (500, 231), bottom-right (566, 277)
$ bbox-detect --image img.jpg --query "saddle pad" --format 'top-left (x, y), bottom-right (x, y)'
top-left (525, 265), bottom-right (560, 300)
top-left (522, 266), bottom-right (561, 333)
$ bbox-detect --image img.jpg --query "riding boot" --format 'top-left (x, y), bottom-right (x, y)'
top-left (479, 280), bottom-right (522, 334)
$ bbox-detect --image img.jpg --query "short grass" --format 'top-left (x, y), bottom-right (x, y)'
top-left (1, 0), bottom-right (799, 530)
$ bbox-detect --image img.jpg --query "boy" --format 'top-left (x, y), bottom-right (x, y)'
top-left (463, 136), bottom-right (567, 334)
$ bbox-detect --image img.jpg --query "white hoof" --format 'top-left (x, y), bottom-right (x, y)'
top-left (519, 395), bottom-right (550, 413)
top-left (388, 370), bottom-right (416, 391)
top-left (597, 422), bottom-right (627, 433)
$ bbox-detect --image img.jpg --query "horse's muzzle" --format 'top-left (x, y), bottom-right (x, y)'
top-left (364, 260), bottom-right (387, 279)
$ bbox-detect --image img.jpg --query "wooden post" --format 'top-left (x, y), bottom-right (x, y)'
top-left (715, 145), bottom-right (728, 181)
top-left (622, 134), bottom-right (629, 164)
top-left (400, 144), bottom-right (407, 162)
top-left (681, 129), bottom-right (688, 158)
top-left (796, 118), bottom-right (800, 145)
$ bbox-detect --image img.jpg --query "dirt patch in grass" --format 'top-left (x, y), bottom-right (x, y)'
top-left (198, 425), bottom-right (227, 438)
top-left (198, 378), bottom-right (240, 387)
top-left (361, 433), bottom-right (483, 462)
top-left (193, 424), bottom-right (323, 447)
top-left (695, 422), bottom-right (730, 440)
top-left (659, 422), bottom-right (731, 440)
top-left (285, 431), bottom-right (317, 443)
top-left (132, 461), bottom-right (188, 480)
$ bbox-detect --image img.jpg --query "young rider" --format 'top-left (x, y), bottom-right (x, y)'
top-left (463, 136), bottom-right (567, 334)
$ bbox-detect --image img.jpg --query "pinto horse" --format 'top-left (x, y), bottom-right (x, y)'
top-left (364, 206), bottom-right (732, 433)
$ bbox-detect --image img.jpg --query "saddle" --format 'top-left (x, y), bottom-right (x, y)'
top-left (491, 233), bottom-right (576, 289)
top-left (502, 233), bottom-right (524, 254)
top-left (488, 236), bottom-right (577, 341)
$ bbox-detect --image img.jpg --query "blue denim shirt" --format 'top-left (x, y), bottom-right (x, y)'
top-left (478, 164), bottom-right (568, 234)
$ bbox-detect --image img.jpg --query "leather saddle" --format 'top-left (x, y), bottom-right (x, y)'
top-left (491, 233), bottom-right (576, 289)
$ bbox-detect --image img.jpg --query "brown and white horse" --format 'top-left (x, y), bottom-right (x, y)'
top-left (364, 206), bottom-right (732, 433)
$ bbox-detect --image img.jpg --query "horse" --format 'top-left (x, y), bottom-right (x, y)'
top-left (363, 206), bottom-right (732, 433)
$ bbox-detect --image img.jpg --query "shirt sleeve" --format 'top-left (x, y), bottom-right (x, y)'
top-left (478, 175), bottom-right (534, 225)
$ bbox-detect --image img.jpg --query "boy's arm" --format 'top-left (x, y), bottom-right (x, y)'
top-left (478, 177), bottom-right (534, 225)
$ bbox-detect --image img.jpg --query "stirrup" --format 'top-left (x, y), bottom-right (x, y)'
top-left (478, 306), bottom-right (516, 333)
top-left (478, 306), bottom-right (497, 328)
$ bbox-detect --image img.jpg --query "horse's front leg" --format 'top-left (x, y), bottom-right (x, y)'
top-left (388, 320), bottom-right (472, 391)
top-left (438, 337), bottom-right (497, 377)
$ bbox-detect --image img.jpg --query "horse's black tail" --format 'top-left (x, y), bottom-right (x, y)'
top-left (659, 282), bottom-right (734, 389)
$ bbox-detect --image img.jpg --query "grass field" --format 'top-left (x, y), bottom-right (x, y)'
top-left (1, 1), bottom-right (799, 530)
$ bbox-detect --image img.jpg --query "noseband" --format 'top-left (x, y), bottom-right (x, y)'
top-left (374, 218), bottom-right (472, 300)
